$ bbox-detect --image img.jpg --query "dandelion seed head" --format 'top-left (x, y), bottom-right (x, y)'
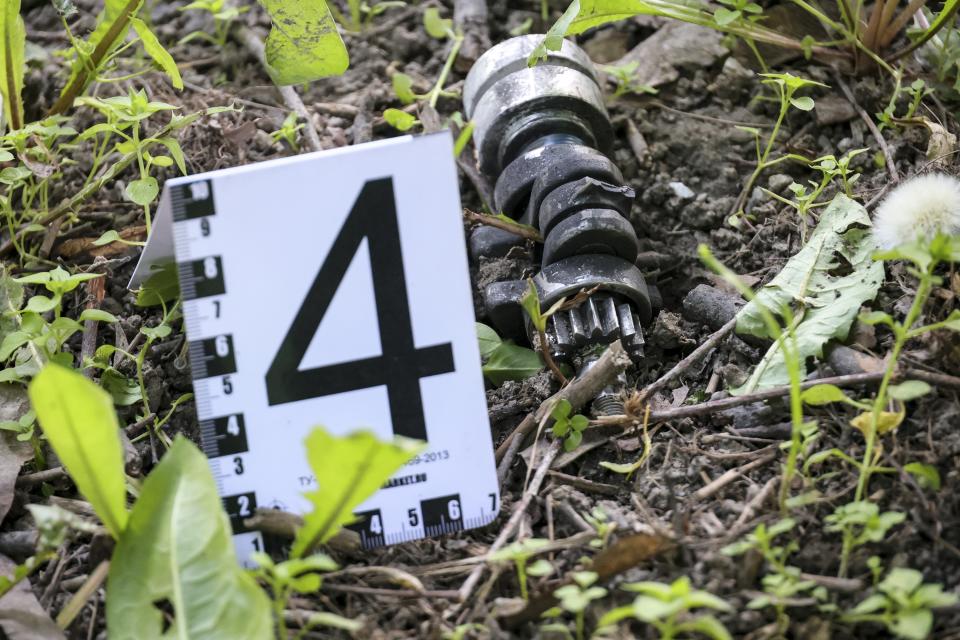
top-left (872, 173), bottom-right (960, 249)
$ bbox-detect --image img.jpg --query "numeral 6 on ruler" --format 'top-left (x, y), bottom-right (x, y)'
top-left (265, 178), bottom-right (455, 441)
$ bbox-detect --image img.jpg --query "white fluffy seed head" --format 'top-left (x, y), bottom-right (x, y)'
top-left (872, 172), bottom-right (960, 249)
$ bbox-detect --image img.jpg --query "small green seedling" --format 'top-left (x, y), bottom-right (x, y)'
top-left (76, 89), bottom-right (187, 233)
top-left (180, 0), bottom-right (249, 46)
top-left (732, 72), bottom-right (826, 220)
top-left (545, 571), bottom-right (608, 640)
top-left (521, 279), bottom-right (569, 383)
top-left (1, 267), bottom-right (110, 386)
top-left (597, 62), bottom-right (657, 98)
top-left (385, 8), bottom-right (469, 137)
top-left (270, 112), bottom-right (304, 152)
top-left (489, 538), bottom-right (553, 600)
top-left (762, 149), bottom-right (866, 240)
top-left (597, 576), bottom-right (733, 640)
top-left (722, 519), bottom-right (829, 632)
top-left (583, 507), bottom-right (615, 549)
top-left (551, 399), bottom-right (589, 451)
top-left (843, 567), bottom-right (958, 640)
top-left (253, 553), bottom-right (361, 636)
top-left (825, 501), bottom-right (905, 550)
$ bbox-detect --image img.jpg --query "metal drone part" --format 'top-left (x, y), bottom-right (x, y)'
top-left (464, 36), bottom-right (657, 391)
top-left (463, 35), bottom-right (613, 177)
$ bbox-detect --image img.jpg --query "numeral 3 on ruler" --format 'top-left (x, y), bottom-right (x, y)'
top-left (265, 178), bottom-right (455, 441)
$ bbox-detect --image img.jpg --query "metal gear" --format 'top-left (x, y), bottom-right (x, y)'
top-left (464, 35), bottom-right (659, 390)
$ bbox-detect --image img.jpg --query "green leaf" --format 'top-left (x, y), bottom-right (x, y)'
top-left (476, 322), bottom-right (501, 358)
top-left (801, 383), bottom-right (848, 405)
top-left (734, 195), bottom-right (884, 393)
top-left (481, 342), bottom-right (543, 385)
top-left (903, 462), bottom-right (941, 491)
top-left (125, 177), bottom-right (159, 206)
top-left (292, 427), bottom-right (423, 557)
top-left (56, 0), bottom-right (146, 111)
top-left (129, 17), bottom-right (182, 89)
top-left (392, 72), bottom-right (416, 104)
top-left (453, 120), bottom-right (475, 157)
top-left (520, 280), bottom-right (546, 331)
top-left (101, 368), bottom-right (142, 407)
top-left (678, 615), bottom-right (733, 640)
top-left (848, 593), bottom-right (887, 615)
top-left (106, 437), bottom-right (273, 639)
top-left (156, 137), bottom-right (187, 175)
top-left (135, 261), bottom-right (180, 307)
top-left (529, 0), bottom-right (580, 65)
top-left (551, 399), bottom-right (572, 421)
top-left (713, 7), bottom-right (740, 25)
top-left (599, 458), bottom-right (644, 476)
top-left (28, 365), bottom-right (128, 538)
top-left (79, 309), bottom-right (119, 323)
top-left (789, 96), bottom-right (815, 111)
top-left (888, 380), bottom-right (932, 401)
top-left (564, 430), bottom-right (582, 451)
top-left (93, 230), bottom-right (121, 246)
top-left (383, 108), bottom-right (417, 131)
top-left (527, 559), bottom-right (554, 577)
top-left (423, 7), bottom-right (451, 38)
top-left (141, 324), bottom-right (172, 340)
top-left (881, 568), bottom-right (924, 594)
top-left (258, 0), bottom-right (349, 85)
top-left (860, 310), bottom-right (894, 327)
top-left (0, 0), bottom-right (26, 129)
top-left (891, 609), bottom-right (932, 640)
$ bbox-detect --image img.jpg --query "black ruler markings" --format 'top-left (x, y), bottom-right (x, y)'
top-left (186, 335), bottom-right (236, 380)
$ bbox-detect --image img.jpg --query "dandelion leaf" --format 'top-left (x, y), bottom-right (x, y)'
top-left (734, 194), bottom-right (884, 393)
top-left (107, 437), bottom-right (272, 640)
top-left (0, 0), bottom-right (25, 130)
top-left (292, 428), bottom-right (423, 557)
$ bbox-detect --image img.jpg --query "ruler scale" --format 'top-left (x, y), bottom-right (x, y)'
top-left (136, 134), bottom-right (500, 564)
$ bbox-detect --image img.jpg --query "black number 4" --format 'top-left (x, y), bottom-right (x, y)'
top-left (265, 178), bottom-right (454, 441)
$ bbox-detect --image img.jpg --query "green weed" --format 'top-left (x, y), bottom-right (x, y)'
top-left (843, 567), bottom-right (958, 640)
top-left (27, 363), bottom-right (421, 638)
top-left (597, 576), bottom-right (732, 640)
top-left (489, 538), bottom-right (553, 600)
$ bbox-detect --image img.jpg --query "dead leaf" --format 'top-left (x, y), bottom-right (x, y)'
top-left (0, 555), bottom-right (64, 640)
top-left (850, 407), bottom-right (904, 437)
top-left (55, 225), bottom-right (147, 259)
top-left (921, 118), bottom-right (957, 168)
top-left (0, 385), bottom-right (34, 525)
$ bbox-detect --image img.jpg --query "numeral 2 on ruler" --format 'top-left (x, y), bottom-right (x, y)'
top-left (265, 178), bottom-right (455, 441)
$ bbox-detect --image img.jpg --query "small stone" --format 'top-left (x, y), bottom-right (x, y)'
top-left (814, 94), bottom-right (857, 125)
top-left (669, 181), bottom-right (695, 199)
top-left (767, 173), bottom-right (793, 194)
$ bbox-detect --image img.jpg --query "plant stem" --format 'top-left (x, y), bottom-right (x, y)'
top-left (839, 269), bottom-right (932, 577)
top-left (537, 327), bottom-right (568, 385)
top-left (427, 31), bottom-right (463, 109)
top-left (48, 0), bottom-right (142, 115)
top-left (778, 320), bottom-right (805, 513)
top-left (734, 86), bottom-right (791, 216)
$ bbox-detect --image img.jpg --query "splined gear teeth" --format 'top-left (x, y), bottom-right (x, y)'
top-left (464, 35), bottom-right (657, 365)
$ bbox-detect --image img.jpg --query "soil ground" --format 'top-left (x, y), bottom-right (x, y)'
top-left (8, 0), bottom-right (960, 638)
